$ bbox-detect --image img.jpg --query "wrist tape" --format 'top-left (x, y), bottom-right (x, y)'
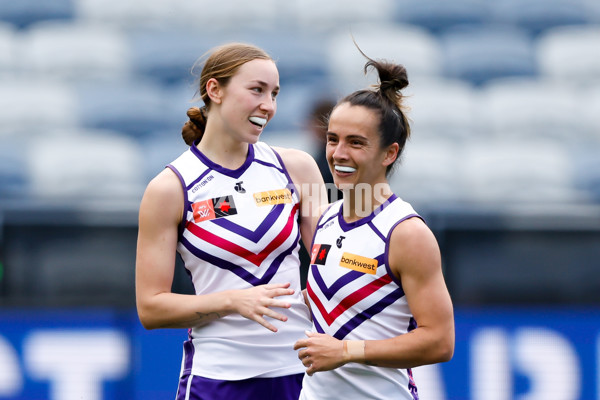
top-left (343, 340), bottom-right (365, 361)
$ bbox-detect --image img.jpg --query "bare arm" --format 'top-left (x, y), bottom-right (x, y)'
top-left (294, 217), bottom-right (454, 374)
top-left (135, 168), bottom-right (296, 332)
top-left (274, 147), bottom-right (328, 251)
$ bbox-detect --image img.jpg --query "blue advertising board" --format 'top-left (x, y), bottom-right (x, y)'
top-left (0, 307), bottom-right (598, 399)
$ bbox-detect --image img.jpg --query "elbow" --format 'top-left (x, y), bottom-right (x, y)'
top-left (136, 303), bottom-right (160, 330)
top-left (436, 336), bottom-right (455, 363)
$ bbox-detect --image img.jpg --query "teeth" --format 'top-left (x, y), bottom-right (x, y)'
top-left (249, 116), bottom-right (267, 127)
top-left (335, 165), bottom-right (356, 173)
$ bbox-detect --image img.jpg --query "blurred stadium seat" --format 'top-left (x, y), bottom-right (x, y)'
top-left (0, 79), bottom-right (78, 135)
top-left (0, 22), bottom-right (17, 78)
top-left (475, 77), bottom-right (586, 143)
top-left (489, 0), bottom-right (588, 36)
top-left (460, 139), bottom-right (585, 204)
top-left (73, 79), bottom-right (176, 139)
top-left (440, 24), bottom-right (537, 86)
top-left (393, 0), bottom-right (489, 34)
top-left (18, 21), bottom-right (131, 82)
top-left (0, 137), bottom-right (29, 198)
top-left (74, 0), bottom-right (174, 29)
top-left (287, 0), bottom-right (395, 31)
top-left (127, 28), bottom-right (213, 86)
top-left (403, 78), bottom-right (478, 141)
top-left (26, 130), bottom-right (145, 201)
top-left (390, 137), bottom-right (466, 205)
top-left (327, 23), bottom-right (443, 94)
top-left (0, 0), bottom-right (74, 29)
top-left (536, 25), bottom-right (600, 84)
top-left (140, 131), bottom-right (189, 182)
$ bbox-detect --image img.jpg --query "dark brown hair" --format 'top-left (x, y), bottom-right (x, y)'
top-left (335, 45), bottom-right (411, 175)
top-left (181, 43), bottom-right (273, 145)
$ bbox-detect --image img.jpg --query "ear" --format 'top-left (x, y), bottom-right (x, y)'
top-left (382, 142), bottom-right (399, 167)
top-left (206, 78), bottom-right (223, 104)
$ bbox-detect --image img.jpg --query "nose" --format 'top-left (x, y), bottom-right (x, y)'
top-left (259, 95), bottom-right (276, 116)
top-left (331, 141), bottom-right (348, 162)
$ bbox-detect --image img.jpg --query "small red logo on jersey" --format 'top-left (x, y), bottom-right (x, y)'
top-left (192, 195), bottom-right (237, 223)
top-left (310, 244), bottom-right (331, 265)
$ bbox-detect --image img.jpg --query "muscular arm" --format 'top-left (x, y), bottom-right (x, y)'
top-left (362, 217), bottom-right (455, 368)
top-left (273, 147), bottom-right (328, 250)
top-left (135, 168), bottom-right (295, 332)
top-left (295, 217), bottom-right (454, 374)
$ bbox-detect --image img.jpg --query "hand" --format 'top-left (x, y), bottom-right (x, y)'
top-left (233, 282), bottom-right (294, 332)
top-left (294, 331), bottom-right (346, 376)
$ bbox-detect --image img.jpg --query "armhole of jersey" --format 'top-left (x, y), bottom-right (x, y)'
top-left (166, 164), bottom-right (189, 237)
top-left (269, 145), bottom-right (300, 200)
top-left (384, 213), bottom-right (424, 289)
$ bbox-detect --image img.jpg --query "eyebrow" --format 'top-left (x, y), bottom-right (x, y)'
top-left (252, 80), bottom-right (280, 92)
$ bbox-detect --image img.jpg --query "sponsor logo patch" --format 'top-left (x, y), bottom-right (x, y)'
top-left (310, 244), bottom-right (332, 265)
top-left (192, 195), bottom-right (237, 223)
top-left (253, 188), bottom-right (292, 206)
top-left (339, 252), bottom-right (378, 275)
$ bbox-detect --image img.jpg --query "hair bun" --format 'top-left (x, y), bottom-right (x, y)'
top-left (181, 106), bottom-right (207, 146)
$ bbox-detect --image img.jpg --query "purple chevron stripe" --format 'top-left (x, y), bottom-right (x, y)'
top-left (332, 287), bottom-right (404, 340)
top-left (311, 253), bottom-right (386, 300)
top-left (312, 312), bottom-right (324, 334)
top-left (180, 226), bottom-right (300, 286)
top-left (210, 203), bottom-right (285, 242)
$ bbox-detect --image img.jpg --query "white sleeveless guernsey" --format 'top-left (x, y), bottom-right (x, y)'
top-left (300, 195), bottom-right (421, 400)
top-left (168, 142), bottom-right (311, 380)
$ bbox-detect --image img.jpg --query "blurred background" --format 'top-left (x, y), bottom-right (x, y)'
top-left (0, 0), bottom-right (599, 399)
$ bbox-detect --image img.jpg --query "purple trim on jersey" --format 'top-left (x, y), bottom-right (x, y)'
top-left (210, 203), bottom-right (285, 243)
top-left (338, 194), bottom-right (398, 232)
top-left (408, 367), bottom-right (420, 400)
top-left (166, 164), bottom-right (191, 236)
top-left (367, 221), bottom-right (386, 242)
top-left (253, 158), bottom-right (285, 174)
top-left (189, 141), bottom-right (255, 179)
top-left (331, 287), bottom-right (404, 339)
top-left (269, 146), bottom-right (296, 188)
top-left (186, 168), bottom-right (213, 192)
top-left (316, 212), bottom-right (337, 231)
top-left (408, 317), bottom-right (418, 332)
top-left (384, 213), bottom-right (423, 289)
top-left (177, 373), bottom-right (303, 400)
top-left (179, 225), bottom-right (300, 286)
top-left (180, 333), bottom-right (195, 375)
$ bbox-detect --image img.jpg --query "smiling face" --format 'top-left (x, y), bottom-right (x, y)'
top-left (326, 102), bottom-right (398, 190)
top-left (208, 58), bottom-right (280, 144)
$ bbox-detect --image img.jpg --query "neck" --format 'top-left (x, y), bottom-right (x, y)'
top-left (341, 182), bottom-right (393, 222)
top-left (197, 131), bottom-right (250, 170)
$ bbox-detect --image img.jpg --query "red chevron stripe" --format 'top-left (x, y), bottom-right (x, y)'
top-left (308, 273), bottom-right (393, 326)
top-left (186, 203), bottom-right (299, 267)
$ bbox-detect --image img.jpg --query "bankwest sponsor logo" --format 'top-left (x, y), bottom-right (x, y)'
top-left (253, 188), bottom-right (292, 206)
top-left (192, 195), bottom-right (237, 223)
top-left (339, 252), bottom-right (378, 275)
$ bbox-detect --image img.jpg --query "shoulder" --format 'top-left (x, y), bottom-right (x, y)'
top-left (272, 146), bottom-right (318, 170)
top-left (272, 146), bottom-right (323, 186)
top-left (140, 168), bottom-right (184, 221)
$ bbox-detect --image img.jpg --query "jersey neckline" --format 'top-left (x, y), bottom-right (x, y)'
top-left (190, 141), bottom-right (255, 179)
